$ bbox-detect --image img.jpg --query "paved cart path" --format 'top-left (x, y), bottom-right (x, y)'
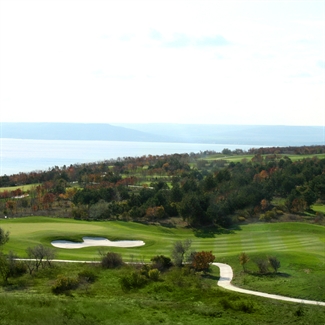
top-left (213, 262), bottom-right (325, 306)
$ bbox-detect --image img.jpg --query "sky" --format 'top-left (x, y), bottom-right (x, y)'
top-left (0, 0), bottom-right (324, 126)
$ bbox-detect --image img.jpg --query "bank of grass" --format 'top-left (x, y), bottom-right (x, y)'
top-left (1, 261), bottom-right (324, 325)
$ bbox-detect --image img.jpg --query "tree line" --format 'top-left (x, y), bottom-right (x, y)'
top-left (0, 148), bottom-right (325, 227)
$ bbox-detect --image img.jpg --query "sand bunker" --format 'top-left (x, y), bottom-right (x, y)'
top-left (51, 237), bottom-right (145, 249)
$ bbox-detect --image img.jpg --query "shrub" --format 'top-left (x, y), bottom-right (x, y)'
top-left (78, 269), bottom-right (97, 283)
top-left (148, 268), bottom-right (160, 281)
top-left (254, 258), bottom-right (269, 274)
top-left (101, 252), bottom-right (124, 269)
top-left (150, 255), bottom-right (172, 271)
top-left (139, 264), bottom-right (151, 277)
top-left (120, 271), bottom-right (148, 292)
top-left (10, 260), bottom-right (27, 278)
top-left (191, 251), bottom-right (215, 272)
top-left (268, 256), bottom-right (281, 273)
top-left (51, 275), bottom-right (79, 294)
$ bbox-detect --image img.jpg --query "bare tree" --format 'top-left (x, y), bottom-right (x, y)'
top-left (25, 245), bottom-right (56, 273)
top-left (171, 239), bottom-right (192, 267)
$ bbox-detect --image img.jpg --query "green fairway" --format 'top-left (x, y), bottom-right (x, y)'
top-left (1, 217), bottom-right (324, 264)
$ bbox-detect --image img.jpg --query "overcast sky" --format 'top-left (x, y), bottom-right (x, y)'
top-left (0, 0), bottom-right (324, 126)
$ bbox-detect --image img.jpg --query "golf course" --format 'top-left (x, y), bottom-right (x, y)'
top-left (1, 216), bottom-right (324, 302)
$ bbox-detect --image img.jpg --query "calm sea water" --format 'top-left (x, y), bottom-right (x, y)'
top-left (0, 138), bottom-right (265, 176)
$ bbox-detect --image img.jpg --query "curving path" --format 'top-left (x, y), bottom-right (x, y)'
top-left (213, 263), bottom-right (325, 306)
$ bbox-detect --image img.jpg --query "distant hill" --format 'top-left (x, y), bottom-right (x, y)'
top-left (1, 122), bottom-right (324, 146)
top-left (0, 123), bottom-right (172, 142)
top-left (113, 123), bottom-right (325, 146)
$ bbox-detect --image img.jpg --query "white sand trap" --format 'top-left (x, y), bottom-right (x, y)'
top-left (51, 237), bottom-right (145, 249)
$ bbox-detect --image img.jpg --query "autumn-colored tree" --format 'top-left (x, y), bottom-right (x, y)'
top-left (145, 206), bottom-right (165, 220)
top-left (5, 200), bottom-right (16, 215)
top-left (42, 193), bottom-right (56, 209)
top-left (191, 251), bottom-right (215, 272)
top-left (290, 197), bottom-right (307, 213)
top-left (11, 188), bottom-right (23, 197)
top-left (260, 199), bottom-right (269, 211)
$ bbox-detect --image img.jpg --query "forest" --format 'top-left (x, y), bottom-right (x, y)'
top-left (1, 145), bottom-right (325, 228)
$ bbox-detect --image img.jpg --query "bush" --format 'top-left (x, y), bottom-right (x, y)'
top-left (101, 252), bottom-right (124, 269)
top-left (51, 275), bottom-right (79, 294)
top-left (254, 258), bottom-right (269, 274)
top-left (120, 271), bottom-right (148, 292)
top-left (10, 260), bottom-right (27, 278)
top-left (148, 268), bottom-right (160, 281)
top-left (191, 251), bottom-right (215, 272)
top-left (78, 269), bottom-right (97, 283)
top-left (150, 255), bottom-right (172, 271)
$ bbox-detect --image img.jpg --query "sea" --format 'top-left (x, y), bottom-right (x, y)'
top-left (0, 138), bottom-right (266, 176)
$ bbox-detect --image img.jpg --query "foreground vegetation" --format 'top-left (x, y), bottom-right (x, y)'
top-left (0, 259), bottom-right (324, 325)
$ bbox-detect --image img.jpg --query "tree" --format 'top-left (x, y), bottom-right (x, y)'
top-left (5, 200), bottom-right (16, 215)
top-left (191, 251), bottom-right (215, 272)
top-left (239, 252), bottom-right (250, 272)
top-left (171, 239), bottom-right (192, 267)
top-left (0, 227), bottom-right (9, 246)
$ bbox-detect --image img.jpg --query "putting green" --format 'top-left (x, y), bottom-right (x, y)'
top-left (1, 217), bottom-right (324, 263)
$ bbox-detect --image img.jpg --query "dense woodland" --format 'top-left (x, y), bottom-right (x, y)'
top-left (1, 145), bottom-right (325, 227)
